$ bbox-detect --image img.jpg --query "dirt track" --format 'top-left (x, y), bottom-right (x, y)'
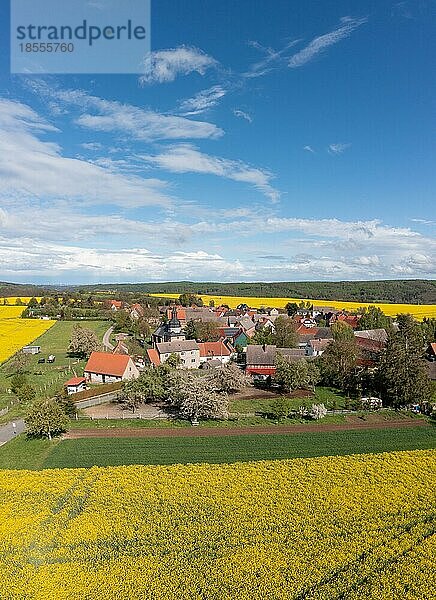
top-left (64, 419), bottom-right (430, 439)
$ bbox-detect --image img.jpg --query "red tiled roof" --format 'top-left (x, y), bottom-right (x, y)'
top-left (84, 352), bottom-right (131, 377)
top-left (430, 342), bottom-right (436, 355)
top-left (198, 340), bottom-right (231, 358)
top-left (147, 348), bottom-right (160, 367)
top-left (338, 315), bottom-right (360, 328)
top-left (110, 300), bottom-right (123, 308)
top-left (64, 376), bottom-right (86, 387)
top-left (166, 308), bottom-right (186, 320)
top-left (297, 325), bottom-right (319, 336)
top-left (355, 337), bottom-right (384, 352)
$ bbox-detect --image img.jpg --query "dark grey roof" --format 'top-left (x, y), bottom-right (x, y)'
top-left (313, 328), bottom-right (333, 340)
top-left (246, 344), bottom-right (276, 366)
top-left (246, 344), bottom-right (305, 366)
top-left (156, 340), bottom-right (200, 354)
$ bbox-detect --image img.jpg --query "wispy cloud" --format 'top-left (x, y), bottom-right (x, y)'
top-left (140, 46), bottom-right (217, 84)
top-left (0, 98), bottom-right (173, 209)
top-left (25, 81), bottom-right (223, 142)
top-left (178, 85), bottom-right (227, 115)
top-left (141, 143), bottom-right (280, 202)
top-left (303, 145), bottom-right (315, 153)
top-left (245, 39), bottom-right (301, 78)
top-left (233, 109), bottom-right (253, 123)
top-left (328, 143), bottom-right (351, 155)
top-left (288, 17), bottom-right (367, 68)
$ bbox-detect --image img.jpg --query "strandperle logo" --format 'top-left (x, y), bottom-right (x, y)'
top-left (11, 0), bottom-right (150, 74)
top-left (15, 20), bottom-right (147, 46)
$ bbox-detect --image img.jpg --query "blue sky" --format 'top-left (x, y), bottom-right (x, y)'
top-left (0, 0), bottom-right (435, 284)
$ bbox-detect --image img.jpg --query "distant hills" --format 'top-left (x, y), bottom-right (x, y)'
top-left (1, 280), bottom-right (434, 305)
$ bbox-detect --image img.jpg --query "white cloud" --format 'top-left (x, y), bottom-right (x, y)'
top-left (0, 236), bottom-right (248, 282)
top-left (233, 109), bottom-right (253, 123)
top-left (0, 98), bottom-right (173, 209)
top-left (142, 144), bottom-right (280, 202)
top-left (178, 85), bottom-right (227, 115)
top-left (288, 17), bottom-right (367, 68)
top-left (25, 81), bottom-right (223, 141)
top-left (140, 46), bottom-right (217, 85)
top-left (328, 143), bottom-right (351, 155)
top-left (245, 39), bottom-right (301, 78)
top-left (303, 145), bottom-right (315, 153)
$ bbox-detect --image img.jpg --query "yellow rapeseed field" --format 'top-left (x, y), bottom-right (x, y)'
top-left (0, 297), bottom-right (41, 306)
top-left (0, 307), bottom-right (55, 364)
top-left (0, 450), bottom-right (434, 599)
top-left (151, 293), bottom-right (436, 320)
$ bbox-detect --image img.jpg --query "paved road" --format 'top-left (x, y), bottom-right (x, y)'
top-left (0, 419), bottom-right (25, 446)
top-left (103, 325), bottom-right (114, 351)
top-left (64, 418), bottom-right (429, 439)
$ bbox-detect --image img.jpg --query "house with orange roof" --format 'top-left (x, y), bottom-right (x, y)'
top-left (198, 339), bottom-right (234, 365)
top-left (64, 376), bottom-right (87, 395)
top-left (146, 348), bottom-right (161, 367)
top-left (84, 351), bottom-right (139, 384)
top-left (130, 303), bottom-right (144, 320)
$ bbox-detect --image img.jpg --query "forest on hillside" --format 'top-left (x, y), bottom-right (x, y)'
top-left (72, 280), bottom-right (436, 304)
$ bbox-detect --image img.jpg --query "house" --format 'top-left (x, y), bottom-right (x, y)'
top-left (426, 342), bottom-right (436, 361)
top-left (354, 329), bottom-right (388, 344)
top-left (218, 327), bottom-right (248, 349)
top-left (152, 307), bottom-right (186, 345)
top-left (146, 348), bottom-right (160, 367)
top-left (84, 352), bottom-right (139, 383)
top-left (198, 339), bottom-right (234, 365)
top-left (269, 308), bottom-right (279, 316)
top-left (64, 376), bottom-right (87, 395)
top-left (306, 339), bottom-right (332, 357)
top-left (245, 345), bottom-right (306, 376)
top-left (130, 303), bottom-right (144, 320)
top-left (237, 316), bottom-right (256, 338)
top-left (112, 340), bottom-right (129, 355)
top-left (156, 340), bottom-right (200, 369)
top-left (109, 300), bottom-right (123, 311)
top-left (22, 345), bottom-right (41, 355)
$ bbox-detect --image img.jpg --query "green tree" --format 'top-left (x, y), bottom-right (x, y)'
top-left (357, 306), bottom-right (392, 331)
top-left (25, 398), bottom-right (68, 440)
top-left (7, 351), bottom-right (31, 375)
top-left (184, 320), bottom-right (220, 342)
top-left (67, 324), bottom-right (100, 358)
top-left (274, 356), bottom-right (320, 392)
top-left (270, 397), bottom-right (292, 421)
top-left (331, 321), bottom-right (355, 341)
top-left (28, 297), bottom-right (39, 308)
top-left (16, 383), bottom-right (36, 404)
top-left (377, 314), bottom-right (431, 407)
top-left (272, 316), bottom-right (298, 348)
top-left (320, 334), bottom-right (359, 391)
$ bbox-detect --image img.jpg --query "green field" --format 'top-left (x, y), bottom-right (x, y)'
top-left (0, 320), bottom-right (108, 423)
top-left (0, 426), bottom-right (434, 470)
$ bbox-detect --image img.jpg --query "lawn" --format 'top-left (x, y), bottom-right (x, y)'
top-left (0, 320), bottom-right (109, 422)
top-left (1, 425), bottom-right (434, 470)
top-left (229, 387), bottom-right (346, 414)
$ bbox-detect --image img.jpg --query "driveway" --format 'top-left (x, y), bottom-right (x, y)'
top-left (103, 325), bottom-right (114, 351)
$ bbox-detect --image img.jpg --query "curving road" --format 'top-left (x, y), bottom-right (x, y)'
top-left (0, 419), bottom-right (25, 446)
top-left (103, 325), bottom-right (114, 351)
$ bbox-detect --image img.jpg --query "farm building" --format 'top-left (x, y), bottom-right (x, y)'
top-left (22, 345), bottom-right (41, 355)
top-left (64, 377), bottom-right (87, 395)
top-left (84, 352), bottom-right (139, 384)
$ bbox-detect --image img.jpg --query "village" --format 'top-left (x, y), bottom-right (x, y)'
top-left (43, 295), bottom-right (436, 423)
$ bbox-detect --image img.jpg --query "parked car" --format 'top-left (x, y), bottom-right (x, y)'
top-left (47, 355), bottom-right (55, 364)
top-left (37, 358), bottom-right (45, 364)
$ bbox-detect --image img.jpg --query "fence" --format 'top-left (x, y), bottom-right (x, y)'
top-left (74, 391), bottom-right (121, 409)
top-left (0, 406), bottom-right (9, 418)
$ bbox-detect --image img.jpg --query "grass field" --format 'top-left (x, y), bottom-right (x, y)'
top-left (0, 450), bottom-right (434, 599)
top-left (151, 293), bottom-right (436, 319)
top-left (0, 320), bottom-right (108, 422)
top-left (0, 425), bottom-right (434, 470)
